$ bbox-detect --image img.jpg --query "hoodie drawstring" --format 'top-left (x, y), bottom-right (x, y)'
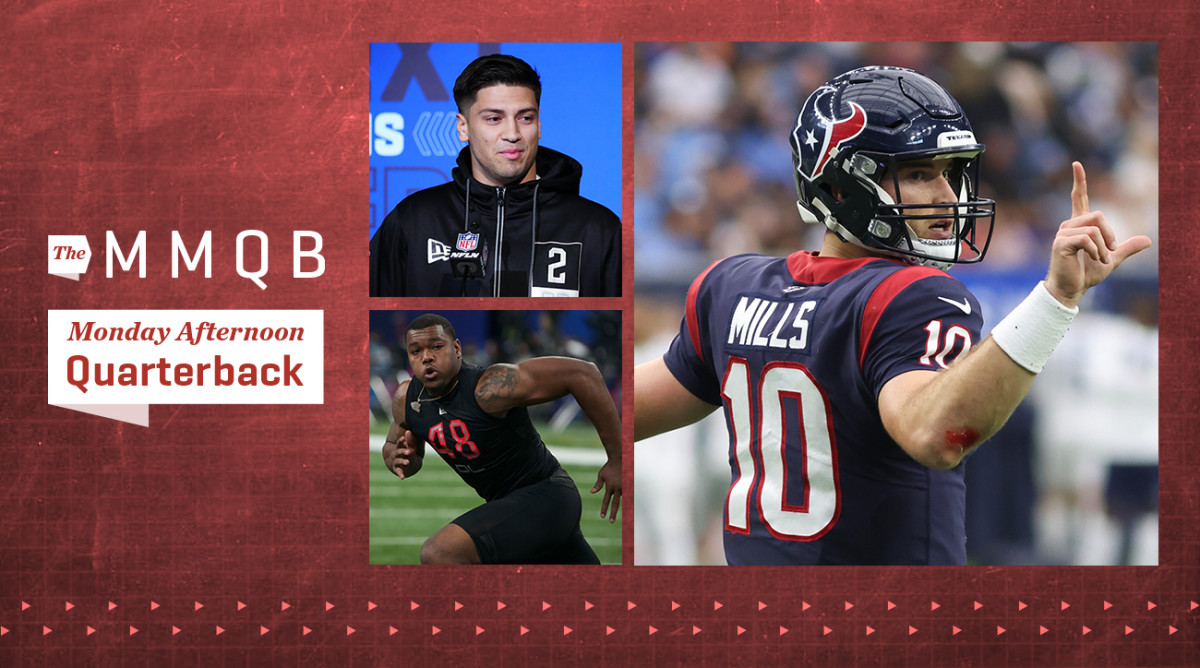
top-left (463, 179), bottom-right (471, 232)
top-left (459, 175), bottom-right (541, 297)
top-left (528, 181), bottom-right (540, 296)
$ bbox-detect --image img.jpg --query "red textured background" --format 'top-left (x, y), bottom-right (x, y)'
top-left (4, 1), bottom-right (1198, 665)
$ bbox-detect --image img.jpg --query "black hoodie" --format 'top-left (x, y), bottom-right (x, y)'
top-left (369, 146), bottom-right (621, 297)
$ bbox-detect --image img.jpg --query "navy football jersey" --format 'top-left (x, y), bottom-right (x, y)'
top-left (406, 364), bottom-right (562, 502)
top-left (663, 251), bottom-right (984, 565)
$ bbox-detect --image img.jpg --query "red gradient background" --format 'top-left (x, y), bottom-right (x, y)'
top-left (4, 1), bottom-right (1198, 665)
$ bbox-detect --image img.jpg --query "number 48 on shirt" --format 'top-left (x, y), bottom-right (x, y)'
top-left (428, 420), bottom-right (480, 459)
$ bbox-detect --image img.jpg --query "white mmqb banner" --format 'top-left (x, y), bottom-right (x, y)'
top-left (48, 310), bottom-right (324, 417)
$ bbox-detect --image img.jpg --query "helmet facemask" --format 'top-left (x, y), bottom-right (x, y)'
top-left (862, 150), bottom-right (994, 270)
top-left (798, 146), bottom-right (995, 271)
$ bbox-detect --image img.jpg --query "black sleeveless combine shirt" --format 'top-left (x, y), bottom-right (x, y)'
top-left (405, 363), bottom-right (563, 501)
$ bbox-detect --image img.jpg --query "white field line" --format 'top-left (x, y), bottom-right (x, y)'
top-left (370, 485), bottom-right (481, 498)
top-left (370, 536), bottom-right (621, 548)
top-left (368, 434), bottom-right (607, 466)
top-left (369, 468), bottom-right (461, 481)
top-left (370, 508), bottom-right (464, 519)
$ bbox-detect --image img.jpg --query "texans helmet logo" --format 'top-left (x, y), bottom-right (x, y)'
top-left (811, 96), bottom-right (868, 177)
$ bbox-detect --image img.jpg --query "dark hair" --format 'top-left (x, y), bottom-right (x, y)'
top-left (453, 54), bottom-right (541, 113)
top-left (405, 313), bottom-right (457, 341)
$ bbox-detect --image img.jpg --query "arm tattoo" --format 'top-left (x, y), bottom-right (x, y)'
top-left (478, 365), bottom-right (521, 405)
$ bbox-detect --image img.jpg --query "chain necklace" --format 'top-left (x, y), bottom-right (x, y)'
top-left (410, 377), bottom-right (459, 414)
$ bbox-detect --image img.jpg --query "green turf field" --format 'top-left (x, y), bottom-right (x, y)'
top-left (368, 421), bottom-right (622, 565)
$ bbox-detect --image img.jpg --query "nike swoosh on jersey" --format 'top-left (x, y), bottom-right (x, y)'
top-left (937, 296), bottom-right (972, 315)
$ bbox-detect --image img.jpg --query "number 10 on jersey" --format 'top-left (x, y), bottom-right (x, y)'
top-left (721, 358), bottom-right (840, 541)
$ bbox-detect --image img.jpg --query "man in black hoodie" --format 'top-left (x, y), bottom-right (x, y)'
top-left (369, 54), bottom-right (622, 297)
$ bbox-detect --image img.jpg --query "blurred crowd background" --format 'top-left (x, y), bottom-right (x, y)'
top-left (633, 42), bottom-right (1158, 566)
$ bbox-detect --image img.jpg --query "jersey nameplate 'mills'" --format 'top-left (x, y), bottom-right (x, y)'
top-left (726, 296), bottom-right (818, 351)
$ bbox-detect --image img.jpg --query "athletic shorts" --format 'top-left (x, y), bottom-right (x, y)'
top-left (452, 468), bottom-right (601, 565)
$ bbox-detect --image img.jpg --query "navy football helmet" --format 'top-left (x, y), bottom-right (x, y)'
top-left (790, 66), bottom-right (995, 270)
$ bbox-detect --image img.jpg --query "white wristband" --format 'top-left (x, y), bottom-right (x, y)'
top-left (990, 281), bottom-right (1078, 373)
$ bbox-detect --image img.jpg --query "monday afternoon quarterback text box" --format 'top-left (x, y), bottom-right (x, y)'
top-left (47, 310), bottom-right (324, 405)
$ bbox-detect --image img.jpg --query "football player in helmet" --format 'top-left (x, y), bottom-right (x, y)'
top-left (634, 65), bottom-right (1151, 565)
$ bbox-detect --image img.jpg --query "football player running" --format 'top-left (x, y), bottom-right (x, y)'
top-left (383, 313), bottom-right (622, 564)
top-left (634, 66), bottom-right (1151, 565)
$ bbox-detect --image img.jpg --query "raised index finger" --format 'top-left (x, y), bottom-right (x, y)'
top-left (1071, 161), bottom-right (1089, 219)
